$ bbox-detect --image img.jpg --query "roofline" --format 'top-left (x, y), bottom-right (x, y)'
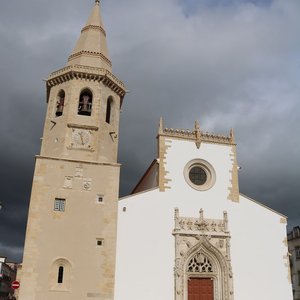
top-left (157, 118), bottom-right (236, 147)
top-left (119, 187), bottom-right (159, 201)
top-left (131, 159), bottom-right (158, 194)
top-left (240, 193), bottom-right (288, 219)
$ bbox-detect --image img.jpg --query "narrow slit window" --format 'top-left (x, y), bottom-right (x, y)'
top-left (57, 266), bottom-right (64, 283)
top-left (106, 97), bottom-right (113, 124)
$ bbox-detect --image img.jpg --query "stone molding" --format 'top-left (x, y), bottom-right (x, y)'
top-left (81, 24), bottom-right (106, 37)
top-left (283, 252), bottom-right (292, 284)
top-left (239, 193), bottom-right (287, 219)
top-left (280, 217), bottom-right (287, 224)
top-left (173, 208), bottom-right (234, 300)
top-left (158, 118), bottom-right (235, 147)
top-left (35, 155), bottom-right (121, 167)
top-left (173, 208), bottom-right (230, 236)
top-left (158, 136), bottom-right (172, 192)
top-left (227, 145), bottom-right (240, 202)
top-left (68, 50), bottom-right (112, 67)
top-left (283, 237), bottom-right (292, 283)
top-left (49, 258), bottom-right (72, 292)
top-left (67, 123), bottom-right (99, 131)
top-left (47, 64), bottom-right (126, 101)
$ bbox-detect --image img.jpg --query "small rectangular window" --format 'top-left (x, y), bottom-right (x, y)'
top-left (54, 198), bottom-right (65, 212)
top-left (298, 271), bottom-right (300, 286)
top-left (96, 195), bottom-right (104, 203)
top-left (296, 247), bottom-right (300, 260)
top-left (96, 239), bottom-right (104, 247)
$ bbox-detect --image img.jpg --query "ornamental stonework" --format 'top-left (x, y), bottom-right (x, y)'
top-left (47, 64), bottom-right (126, 100)
top-left (158, 119), bottom-right (172, 192)
top-left (159, 119), bottom-right (235, 147)
top-left (173, 208), bottom-right (234, 300)
top-left (227, 144), bottom-right (240, 202)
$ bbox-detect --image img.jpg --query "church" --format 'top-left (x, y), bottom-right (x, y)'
top-left (18, 1), bottom-right (292, 300)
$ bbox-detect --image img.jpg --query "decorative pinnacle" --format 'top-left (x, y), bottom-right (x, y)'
top-left (195, 120), bottom-right (201, 149)
top-left (158, 117), bottom-right (164, 135)
top-left (199, 208), bottom-right (204, 221)
top-left (230, 128), bottom-right (235, 143)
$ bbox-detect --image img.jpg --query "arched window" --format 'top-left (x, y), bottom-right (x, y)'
top-left (78, 89), bottom-right (93, 116)
top-left (57, 266), bottom-right (64, 283)
top-left (187, 252), bottom-right (213, 273)
top-left (49, 258), bottom-right (72, 291)
top-left (55, 90), bottom-right (65, 117)
top-left (106, 96), bottom-right (113, 124)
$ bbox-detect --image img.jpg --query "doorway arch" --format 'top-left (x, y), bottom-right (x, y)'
top-left (173, 208), bottom-right (234, 300)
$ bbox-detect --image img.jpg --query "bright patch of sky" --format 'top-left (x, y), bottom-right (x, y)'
top-left (178, 0), bottom-right (274, 16)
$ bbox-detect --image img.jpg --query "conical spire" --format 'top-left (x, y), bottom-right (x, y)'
top-left (67, 0), bottom-right (112, 71)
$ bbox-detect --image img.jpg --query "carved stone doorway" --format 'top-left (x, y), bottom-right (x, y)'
top-left (173, 208), bottom-right (234, 300)
top-left (188, 278), bottom-right (214, 300)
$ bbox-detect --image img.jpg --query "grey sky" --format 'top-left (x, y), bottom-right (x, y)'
top-left (0, 0), bottom-right (299, 262)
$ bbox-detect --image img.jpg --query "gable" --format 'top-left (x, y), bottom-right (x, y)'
top-left (131, 159), bottom-right (159, 194)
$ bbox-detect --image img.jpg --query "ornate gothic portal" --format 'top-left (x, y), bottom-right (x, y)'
top-left (173, 208), bottom-right (234, 300)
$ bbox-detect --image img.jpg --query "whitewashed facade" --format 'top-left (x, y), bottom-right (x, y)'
top-left (115, 121), bottom-right (292, 300)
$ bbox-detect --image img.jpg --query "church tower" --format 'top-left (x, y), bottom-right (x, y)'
top-left (19, 2), bottom-right (125, 299)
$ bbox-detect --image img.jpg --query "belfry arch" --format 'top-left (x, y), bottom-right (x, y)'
top-left (173, 208), bottom-right (234, 300)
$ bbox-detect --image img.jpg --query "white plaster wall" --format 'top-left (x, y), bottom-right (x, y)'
top-left (115, 138), bottom-right (292, 300)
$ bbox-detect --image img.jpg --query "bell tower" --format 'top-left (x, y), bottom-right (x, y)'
top-left (19, 1), bottom-right (125, 300)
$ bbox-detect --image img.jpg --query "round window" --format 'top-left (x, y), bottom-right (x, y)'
top-left (184, 159), bottom-right (216, 191)
top-left (189, 166), bottom-right (207, 185)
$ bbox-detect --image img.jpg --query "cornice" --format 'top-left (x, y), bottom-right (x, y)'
top-left (173, 208), bottom-right (230, 236)
top-left (68, 50), bottom-right (112, 67)
top-left (67, 123), bottom-right (99, 131)
top-left (239, 193), bottom-right (287, 219)
top-left (35, 155), bottom-right (121, 167)
top-left (158, 118), bottom-right (235, 147)
top-left (81, 24), bottom-right (106, 36)
top-left (47, 64), bottom-right (126, 101)
top-left (160, 128), bottom-right (235, 146)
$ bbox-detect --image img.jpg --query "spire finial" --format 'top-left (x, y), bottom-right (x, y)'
top-left (67, 0), bottom-right (111, 70)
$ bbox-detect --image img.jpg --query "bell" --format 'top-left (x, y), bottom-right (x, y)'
top-left (55, 97), bottom-right (64, 117)
top-left (78, 95), bottom-right (92, 116)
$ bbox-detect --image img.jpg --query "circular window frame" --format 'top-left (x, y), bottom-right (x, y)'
top-left (184, 159), bottom-right (216, 191)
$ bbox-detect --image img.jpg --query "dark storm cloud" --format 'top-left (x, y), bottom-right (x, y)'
top-left (0, 0), bottom-right (299, 262)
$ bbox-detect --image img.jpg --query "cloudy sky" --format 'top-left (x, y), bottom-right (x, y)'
top-left (0, 0), bottom-right (299, 262)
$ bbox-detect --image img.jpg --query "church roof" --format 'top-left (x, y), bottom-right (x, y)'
top-left (131, 159), bottom-right (159, 194)
top-left (67, 0), bottom-right (112, 71)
